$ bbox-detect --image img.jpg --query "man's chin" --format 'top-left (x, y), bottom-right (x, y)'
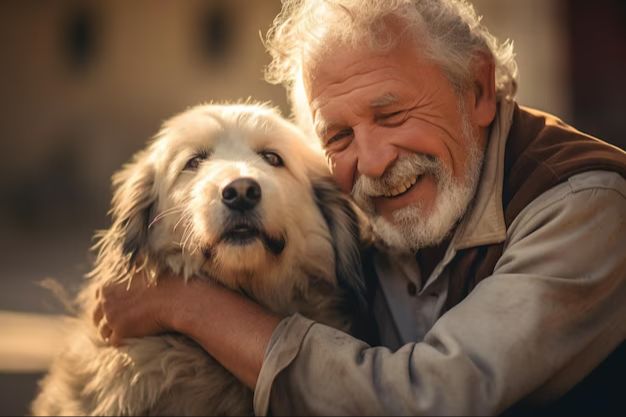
top-left (369, 205), bottom-right (455, 253)
top-left (370, 209), bottom-right (421, 254)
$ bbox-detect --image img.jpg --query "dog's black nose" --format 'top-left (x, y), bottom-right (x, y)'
top-left (221, 178), bottom-right (262, 211)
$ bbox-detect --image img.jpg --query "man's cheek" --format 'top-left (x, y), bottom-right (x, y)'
top-left (340, 176), bottom-right (356, 194)
top-left (328, 158), bottom-right (356, 194)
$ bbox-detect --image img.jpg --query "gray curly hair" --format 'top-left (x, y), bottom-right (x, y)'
top-left (265, 0), bottom-right (518, 128)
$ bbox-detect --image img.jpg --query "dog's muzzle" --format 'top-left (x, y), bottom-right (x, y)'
top-left (217, 177), bottom-right (286, 256)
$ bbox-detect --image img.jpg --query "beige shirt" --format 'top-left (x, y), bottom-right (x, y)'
top-left (253, 100), bottom-right (626, 415)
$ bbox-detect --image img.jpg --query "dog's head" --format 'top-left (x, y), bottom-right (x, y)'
top-left (91, 103), bottom-right (366, 317)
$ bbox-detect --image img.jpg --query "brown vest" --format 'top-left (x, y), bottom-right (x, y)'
top-left (444, 104), bottom-right (626, 311)
top-left (440, 104), bottom-right (626, 414)
top-left (355, 105), bottom-right (626, 413)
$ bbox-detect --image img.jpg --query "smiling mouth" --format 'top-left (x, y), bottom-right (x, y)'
top-left (376, 174), bottom-right (423, 199)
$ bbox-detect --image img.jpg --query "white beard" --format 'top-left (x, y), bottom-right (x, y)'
top-left (352, 134), bottom-right (484, 254)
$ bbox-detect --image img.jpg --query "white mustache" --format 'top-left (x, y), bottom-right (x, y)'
top-left (351, 154), bottom-right (443, 204)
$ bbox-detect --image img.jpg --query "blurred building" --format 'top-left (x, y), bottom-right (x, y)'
top-left (0, 0), bottom-right (286, 237)
top-left (0, 1), bottom-right (624, 415)
top-left (475, 0), bottom-right (626, 147)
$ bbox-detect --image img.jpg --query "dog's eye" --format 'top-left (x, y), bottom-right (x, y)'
top-left (259, 151), bottom-right (284, 167)
top-left (183, 153), bottom-right (208, 171)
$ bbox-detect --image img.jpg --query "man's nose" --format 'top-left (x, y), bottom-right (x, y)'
top-left (354, 128), bottom-right (397, 178)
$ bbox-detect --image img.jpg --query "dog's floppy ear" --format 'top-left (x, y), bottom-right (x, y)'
top-left (89, 151), bottom-right (157, 286)
top-left (313, 178), bottom-right (367, 317)
top-left (109, 154), bottom-right (157, 260)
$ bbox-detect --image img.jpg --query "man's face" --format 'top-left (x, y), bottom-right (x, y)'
top-left (307, 34), bottom-right (491, 251)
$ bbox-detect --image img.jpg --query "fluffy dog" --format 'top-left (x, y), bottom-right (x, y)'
top-left (32, 103), bottom-right (367, 416)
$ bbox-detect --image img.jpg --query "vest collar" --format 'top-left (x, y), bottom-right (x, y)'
top-left (452, 98), bottom-right (516, 250)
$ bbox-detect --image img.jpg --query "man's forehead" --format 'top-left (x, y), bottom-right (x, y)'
top-left (304, 41), bottom-right (394, 100)
top-left (313, 91), bottom-right (400, 125)
top-left (305, 50), bottom-right (416, 122)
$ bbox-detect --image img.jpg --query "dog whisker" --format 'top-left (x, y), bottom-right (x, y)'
top-left (149, 206), bottom-right (185, 229)
top-left (156, 205), bottom-right (185, 218)
top-left (173, 213), bottom-right (188, 234)
top-left (180, 218), bottom-right (197, 258)
top-left (178, 229), bottom-right (189, 255)
top-left (182, 215), bottom-right (193, 241)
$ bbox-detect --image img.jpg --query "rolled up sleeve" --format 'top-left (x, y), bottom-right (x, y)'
top-left (254, 314), bottom-right (316, 415)
top-left (253, 171), bottom-right (626, 416)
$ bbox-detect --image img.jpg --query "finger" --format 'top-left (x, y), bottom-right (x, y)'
top-left (109, 333), bottom-right (125, 348)
top-left (98, 317), bottom-right (113, 341)
top-left (99, 321), bottom-right (112, 339)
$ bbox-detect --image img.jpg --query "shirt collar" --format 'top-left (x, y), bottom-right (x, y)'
top-left (451, 98), bottom-right (516, 250)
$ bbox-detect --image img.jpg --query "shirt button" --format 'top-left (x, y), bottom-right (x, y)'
top-left (407, 282), bottom-right (417, 296)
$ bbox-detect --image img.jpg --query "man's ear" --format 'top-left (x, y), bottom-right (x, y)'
top-left (468, 51), bottom-right (497, 128)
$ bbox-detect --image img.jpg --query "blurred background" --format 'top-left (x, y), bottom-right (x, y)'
top-left (1, 0), bottom-right (624, 414)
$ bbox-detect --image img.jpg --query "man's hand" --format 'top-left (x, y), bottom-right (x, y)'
top-left (91, 270), bottom-right (281, 389)
top-left (92, 271), bottom-right (183, 346)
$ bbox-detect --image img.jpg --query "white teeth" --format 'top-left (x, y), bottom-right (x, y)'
top-left (382, 175), bottom-right (421, 198)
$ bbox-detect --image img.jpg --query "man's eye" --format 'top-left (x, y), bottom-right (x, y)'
top-left (378, 110), bottom-right (407, 125)
top-left (326, 128), bottom-right (353, 146)
top-left (183, 152), bottom-right (209, 171)
top-left (259, 150), bottom-right (284, 167)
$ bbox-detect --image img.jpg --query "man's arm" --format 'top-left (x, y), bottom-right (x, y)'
top-left (173, 281), bottom-right (282, 389)
top-left (253, 171), bottom-right (626, 415)
top-left (96, 274), bottom-right (281, 389)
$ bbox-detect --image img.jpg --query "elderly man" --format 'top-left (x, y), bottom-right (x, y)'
top-left (95, 0), bottom-right (626, 415)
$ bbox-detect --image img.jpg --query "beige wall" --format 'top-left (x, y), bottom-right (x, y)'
top-left (473, 0), bottom-right (571, 119)
top-left (0, 0), bottom-right (285, 200)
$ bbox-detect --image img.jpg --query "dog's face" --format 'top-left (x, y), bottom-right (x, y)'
top-left (147, 104), bottom-right (334, 286)
top-left (97, 104), bottom-right (364, 313)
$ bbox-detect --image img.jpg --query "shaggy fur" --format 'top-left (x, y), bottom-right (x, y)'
top-left (32, 103), bottom-right (367, 416)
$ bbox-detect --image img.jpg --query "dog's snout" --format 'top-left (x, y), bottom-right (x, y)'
top-left (222, 178), bottom-right (262, 211)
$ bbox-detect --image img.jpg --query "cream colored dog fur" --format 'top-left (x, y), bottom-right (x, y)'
top-left (32, 103), bottom-right (366, 415)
